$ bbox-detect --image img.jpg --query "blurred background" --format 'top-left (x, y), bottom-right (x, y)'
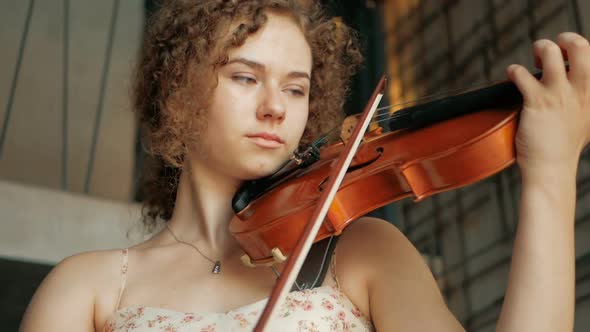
top-left (1, 0), bottom-right (590, 331)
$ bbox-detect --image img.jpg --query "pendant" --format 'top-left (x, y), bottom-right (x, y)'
top-left (212, 260), bottom-right (221, 274)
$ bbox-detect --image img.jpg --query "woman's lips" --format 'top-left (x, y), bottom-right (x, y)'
top-left (246, 133), bottom-right (285, 149)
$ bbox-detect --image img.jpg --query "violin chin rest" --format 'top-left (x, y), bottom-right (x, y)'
top-left (240, 247), bottom-right (287, 268)
top-left (271, 247), bottom-right (287, 263)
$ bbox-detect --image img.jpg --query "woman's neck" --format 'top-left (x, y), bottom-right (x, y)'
top-left (167, 157), bottom-right (242, 258)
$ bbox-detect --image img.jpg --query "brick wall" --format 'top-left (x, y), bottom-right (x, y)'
top-left (383, 1), bottom-right (590, 331)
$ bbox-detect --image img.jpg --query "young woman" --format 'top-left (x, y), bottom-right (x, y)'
top-left (20, 1), bottom-right (590, 331)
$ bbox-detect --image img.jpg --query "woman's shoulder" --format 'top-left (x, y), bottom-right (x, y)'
top-left (336, 216), bottom-right (462, 330)
top-left (332, 217), bottom-right (412, 317)
top-left (52, 248), bottom-right (129, 288)
top-left (19, 248), bottom-right (129, 331)
top-left (337, 216), bottom-right (432, 282)
top-left (337, 216), bottom-right (411, 267)
top-left (37, 248), bottom-right (127, 299)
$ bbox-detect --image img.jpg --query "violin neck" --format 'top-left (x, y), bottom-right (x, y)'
top-left (388, 71), bottom-right (544, 131)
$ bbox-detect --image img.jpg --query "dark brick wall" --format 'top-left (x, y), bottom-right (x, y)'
top-left (384, 1), bottom-right (590, 331)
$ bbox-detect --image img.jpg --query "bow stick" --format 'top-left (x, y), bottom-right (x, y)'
top-left (254, 76), bottom-right (387, 331)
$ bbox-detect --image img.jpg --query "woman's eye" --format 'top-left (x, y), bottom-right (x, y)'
top-left (284, 85), bottom-right (306, 97)
top-left (288, 89), bottom-right (305, 97)
top-left (233, 75), bottom-right (256, 84)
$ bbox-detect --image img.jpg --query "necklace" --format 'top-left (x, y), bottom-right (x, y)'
top-left (165, 224), bottom-right (222, 274)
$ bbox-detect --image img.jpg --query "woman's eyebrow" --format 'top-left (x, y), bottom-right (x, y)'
top-left (226, 57), bottom-right (310, 81)
top-left (226, 57), bottom-right (265, 71)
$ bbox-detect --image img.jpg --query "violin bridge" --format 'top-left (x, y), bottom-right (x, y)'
top-left (340, 113), bottom-right (383, 144)
top-left (340, 115), bottom-right (358, 143)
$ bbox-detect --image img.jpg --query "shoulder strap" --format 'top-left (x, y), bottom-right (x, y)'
top-left (114, 248), bottom-right (129, 311)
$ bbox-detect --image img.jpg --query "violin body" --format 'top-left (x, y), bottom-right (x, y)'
top-left (229, 107), bottom-right (519, 266)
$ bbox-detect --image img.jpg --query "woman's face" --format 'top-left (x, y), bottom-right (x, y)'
top-left (192, 12), bottom-right (312, 180)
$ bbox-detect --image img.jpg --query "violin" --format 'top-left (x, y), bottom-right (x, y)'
top-left (229, 72), bottom-right (536, 330)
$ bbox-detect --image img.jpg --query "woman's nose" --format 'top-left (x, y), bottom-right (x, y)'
top-left (256, 86), bottom-right (286, 122)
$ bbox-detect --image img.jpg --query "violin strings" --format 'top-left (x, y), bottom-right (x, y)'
top-left (367, 75), bottom-right (514, 124)
top-left (311, 74), bottom-right (516, 146)
top-left (356, 75), bottom-right (519, 129)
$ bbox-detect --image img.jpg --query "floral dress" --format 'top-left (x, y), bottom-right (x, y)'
top-left (103, 249), bottom-right (374, 332)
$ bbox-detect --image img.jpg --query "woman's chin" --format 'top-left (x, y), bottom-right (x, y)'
top-left (240, 168), bottom-right (277, 181)
top-left (237, 161), bottom-right (284, 181)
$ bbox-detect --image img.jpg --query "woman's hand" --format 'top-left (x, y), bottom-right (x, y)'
top-left (495, 33), bottom-right (588, 332)
top-left (507, 32), bottom-right (590, 178)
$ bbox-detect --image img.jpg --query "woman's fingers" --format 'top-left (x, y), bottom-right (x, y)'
top-left (556, 32), bottom-right (590, 87)
top-left (506, 64), bottom-right (542, 107)
top-left (533, 39), bottom-right (568, 87)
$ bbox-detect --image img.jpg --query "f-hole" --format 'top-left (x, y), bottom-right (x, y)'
top-left (318, 147), bottom-right (384, 192)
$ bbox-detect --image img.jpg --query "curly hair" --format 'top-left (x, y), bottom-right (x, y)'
top-left (134, 0), bottom-right (363, 231)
